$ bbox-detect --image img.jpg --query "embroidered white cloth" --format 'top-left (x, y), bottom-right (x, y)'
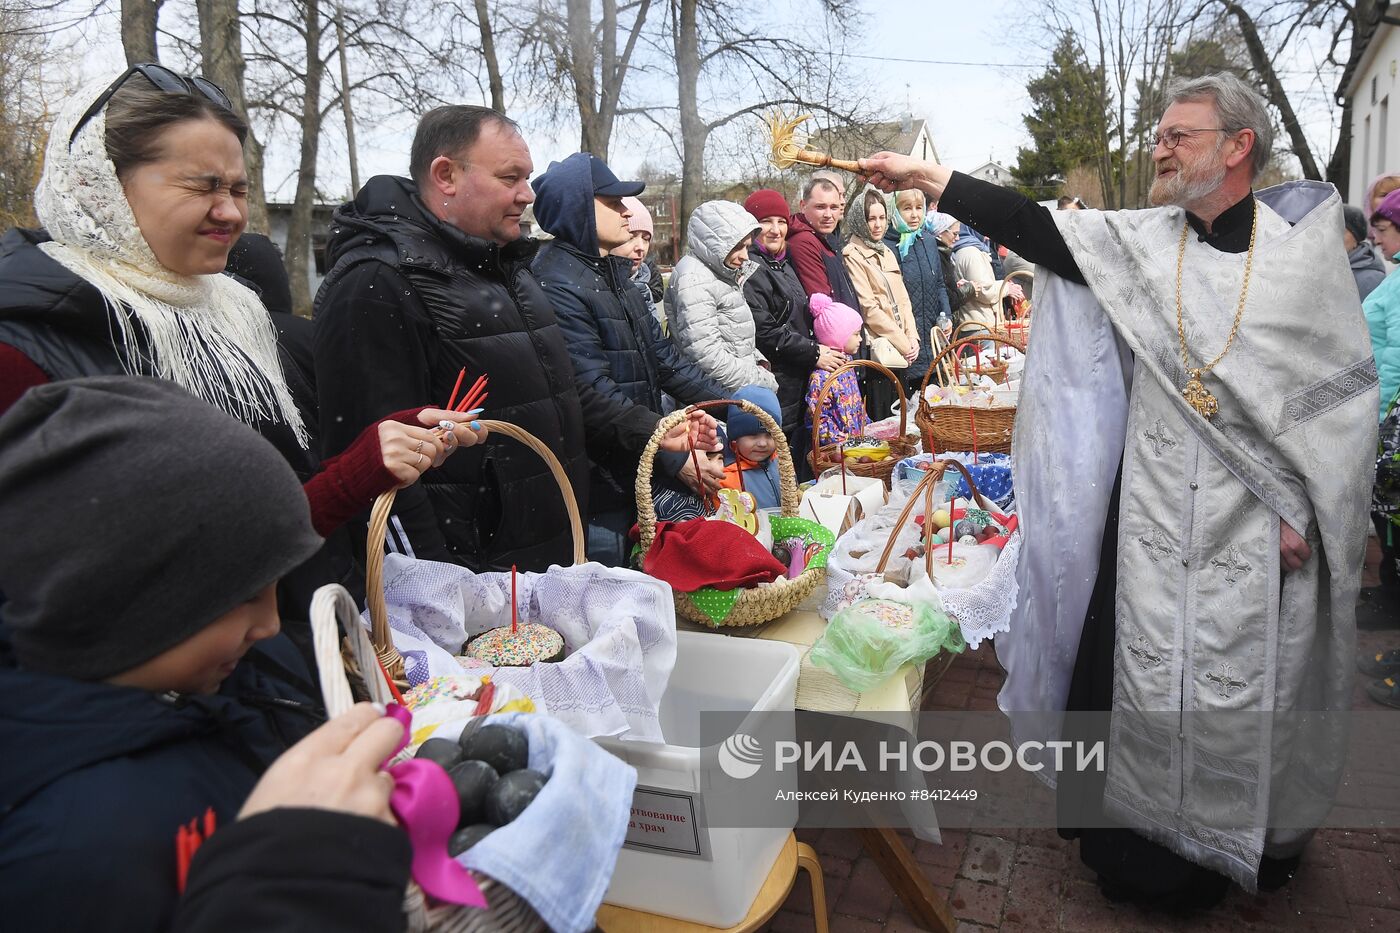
top-left (370, 555), bottom-right (677, 741)
top-left (823, 487), bottom-right (1019, 648)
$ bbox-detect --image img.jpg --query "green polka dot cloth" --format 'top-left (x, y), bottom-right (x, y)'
top-left (691, 516), bottom-right (836, 626)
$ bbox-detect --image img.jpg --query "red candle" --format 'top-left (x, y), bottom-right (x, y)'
top-left (970, 409), bottom-right (980, 464)
top-left (510, 564), bottom-right (518, 635)
top-left (948, 495), bottom-right (956, 563)
top-left (445, 367), bottom-right (466, 411)
top-left (841, 454), bottom-right (847, 495)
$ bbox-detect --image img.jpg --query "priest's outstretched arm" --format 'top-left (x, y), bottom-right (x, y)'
top-left (861, 153), bottom-right (1086, 286)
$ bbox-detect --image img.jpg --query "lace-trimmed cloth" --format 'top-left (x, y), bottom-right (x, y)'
top-left (32, 76), bottom-right (306, 444)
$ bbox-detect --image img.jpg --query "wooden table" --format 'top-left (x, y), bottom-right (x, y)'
top-left (596, 833), bottom-right (828, 933)
top-left (686, 609), bottom-right (958, 932)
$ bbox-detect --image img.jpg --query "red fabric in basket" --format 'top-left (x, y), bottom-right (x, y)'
top-left (641, 519), bottom-right (787, 592)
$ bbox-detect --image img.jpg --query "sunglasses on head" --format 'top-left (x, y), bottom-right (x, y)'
top-left (68, 63), bottom-right (234, 149)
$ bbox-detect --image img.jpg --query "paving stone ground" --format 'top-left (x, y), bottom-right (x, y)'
top-left (762, 626), bottom-right (1400, 932)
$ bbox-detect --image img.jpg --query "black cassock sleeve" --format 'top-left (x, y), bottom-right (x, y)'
top-left (939, 172), bottom-right (1086, 286)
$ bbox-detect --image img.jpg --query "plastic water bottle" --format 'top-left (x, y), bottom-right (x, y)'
top-left (937, 310), bottom-right (952, 336)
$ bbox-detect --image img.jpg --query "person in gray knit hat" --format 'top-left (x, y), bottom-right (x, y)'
top-left (0, 375), bottom-right (323, 685)
top-left (0, 376), bottom-right (356, 931)
top-left (1343, 203), bottom-right (1387, 301)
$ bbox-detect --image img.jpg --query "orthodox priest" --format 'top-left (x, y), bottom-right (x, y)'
top-left (863, 74), bottom-right (1378, 906)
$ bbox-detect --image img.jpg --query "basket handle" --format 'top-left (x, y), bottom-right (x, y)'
top-left (916, 333), bottom-right (1025, 413)
top-left (924, 327), bottom-right (955, 388)
top-left (311, 584), bottom-right (396, 716)
top-left (634, 398), bottom-right (800, 558)
top-left (365, 418), bottom-right (585, 680)
top-left (808, 358), bottom-right (910, 456)
top-left (873, 458), bottom-right (991, 579)
top-left (996, 269), bottom-right (1034, 321)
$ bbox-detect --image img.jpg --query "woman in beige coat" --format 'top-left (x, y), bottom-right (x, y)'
top-left (950, 225), bottom-right (1000, 330)
top-left (842, 185), bottom-right (918, 420)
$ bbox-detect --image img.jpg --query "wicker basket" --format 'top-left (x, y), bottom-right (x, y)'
top-left (808, 359), bottom-right (919, 489)
top-left (635, 398), bottom-right (828, 628)
top-left (862, 461), bottom-right (994, 704)
top-left (950, 321), bottom-right (1010, 383)
top-left (874, 459), bottom-right (996, 576)
top-left (914, 335), bottom-right (1021, 456)
top-left (364, 420), bottom-right (586, 683)
top-left (994, 269), bottom-right (1033, 350)
top-left (310, 585), bottom-right (546, 932)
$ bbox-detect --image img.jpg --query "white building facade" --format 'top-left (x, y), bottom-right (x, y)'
top-left (1347, 20), bottom-right (1400, 208)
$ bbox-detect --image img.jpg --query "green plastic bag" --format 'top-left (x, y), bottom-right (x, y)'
top-left (809, 598), bottom-right (965, 692)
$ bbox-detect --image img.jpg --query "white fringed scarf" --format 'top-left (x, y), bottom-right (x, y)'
top-left (32, 77), bottom-right (307, 446)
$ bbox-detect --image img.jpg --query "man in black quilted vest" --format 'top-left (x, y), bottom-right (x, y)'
top-left (313, 106), bottom-right (594, 572)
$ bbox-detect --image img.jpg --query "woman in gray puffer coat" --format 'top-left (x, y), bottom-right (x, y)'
top-left (666, 200), bottom-right (779, 394)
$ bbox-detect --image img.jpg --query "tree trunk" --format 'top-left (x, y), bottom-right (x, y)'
top-left (333, 4), bottom-right (359, 193)
top-left (1330, 100), bottom-right (1353, 199)
top-left (196, 0), bottom-right (269, 233)
top-left (286, 0), bottom-right (324, 318)
top-left (674, 0), bottom-right (705, 246)
top-left (567, 0), bottom-right (603, 156)
top-left (1220, 1), bottom-right (1322, 179)
top-left (121, 0), bottom-right (161, 65)
top-left (473, 0), bottom-right (505, 112)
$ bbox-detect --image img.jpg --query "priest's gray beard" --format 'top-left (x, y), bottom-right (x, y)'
top-left (1149, 151), bottom-right (1228, 207)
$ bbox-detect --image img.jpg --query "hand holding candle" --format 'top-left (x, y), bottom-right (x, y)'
top-left (659, 409), bottom-right (721, 454)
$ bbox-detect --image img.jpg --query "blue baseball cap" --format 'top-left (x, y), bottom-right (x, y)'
top-left (589, 154), bottom-right (645, 197)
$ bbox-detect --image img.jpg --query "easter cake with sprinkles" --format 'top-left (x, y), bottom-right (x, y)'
top-left (465, 622), bottom-right (565, 667)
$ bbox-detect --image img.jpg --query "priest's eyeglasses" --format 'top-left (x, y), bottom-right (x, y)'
top-left (1151, 127), bottom-right (1231, 150)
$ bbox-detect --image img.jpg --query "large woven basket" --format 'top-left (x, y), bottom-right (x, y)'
top-left (914, 335), bottom-right (1020, 456)
top-left (635, 399), bottom-right (827, 628)
top-left (809, 359), bottom-right (919, 489)
top-left (364, 420), bottom-right (586, 684)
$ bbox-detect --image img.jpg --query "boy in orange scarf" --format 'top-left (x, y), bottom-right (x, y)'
top-left (718, 386), bottom-right (784, 510)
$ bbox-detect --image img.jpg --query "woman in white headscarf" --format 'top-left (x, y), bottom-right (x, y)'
top-left (0, 64), bottom-right (484, 539)
top-left (926, 211), bottom-right (978, 327)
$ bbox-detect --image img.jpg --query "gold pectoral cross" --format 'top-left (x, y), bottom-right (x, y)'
top-left (1182, 369), bottom-right (1219, 420)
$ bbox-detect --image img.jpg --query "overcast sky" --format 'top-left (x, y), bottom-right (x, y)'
top-left (52, 0), bottom-right (1346, 202)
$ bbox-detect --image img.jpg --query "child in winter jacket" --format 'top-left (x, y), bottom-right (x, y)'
top-left (719, 386), bottom-right (785, 510)
top-left (805, 293), bottom-right (868, 447)
top-left (0, 377), bottom-right (407, 933)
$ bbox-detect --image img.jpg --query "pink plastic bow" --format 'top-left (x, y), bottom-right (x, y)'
top-left (383, 704), bottom-right (488, 908)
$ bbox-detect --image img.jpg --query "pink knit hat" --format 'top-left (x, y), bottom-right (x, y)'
top-left (623, 197), bottom-right (653, 236)
top-left (810, 293), bottom-right (863, 350)
top-left (1373, 188), bottom-right (1400, 229)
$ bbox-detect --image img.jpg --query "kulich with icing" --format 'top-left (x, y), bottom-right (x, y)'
top-left (466, 623), bottom-right (565, 667)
